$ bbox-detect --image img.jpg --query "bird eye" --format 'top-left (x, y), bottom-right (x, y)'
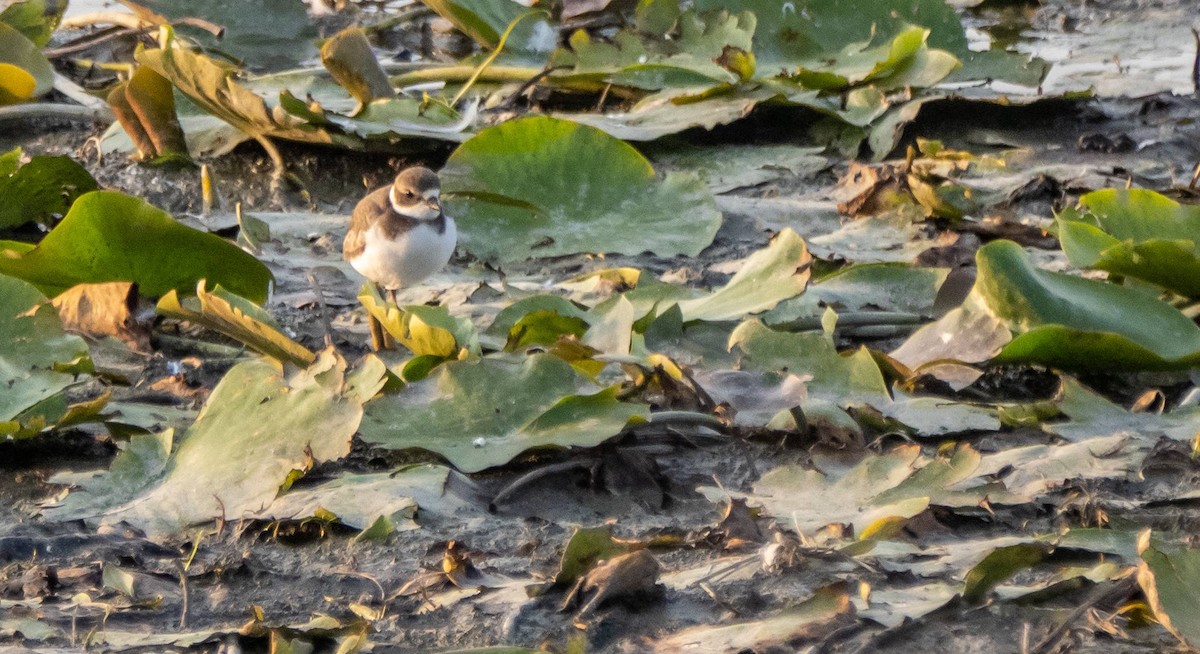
top-left (404, 191), bottom-right (415, 199)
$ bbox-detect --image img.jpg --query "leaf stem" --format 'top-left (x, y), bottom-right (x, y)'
top-left (771, 311), bottom-right (929, 332)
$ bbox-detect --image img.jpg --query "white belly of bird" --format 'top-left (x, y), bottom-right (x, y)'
top-left (350, 219), bottom-right (457, 290)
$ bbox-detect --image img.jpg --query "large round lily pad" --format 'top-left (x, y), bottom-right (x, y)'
top-left (440, 116), bottom-right (721, 263)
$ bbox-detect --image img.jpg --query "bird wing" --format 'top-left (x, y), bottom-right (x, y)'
top-left (342, 186), bottom-right (390, 261)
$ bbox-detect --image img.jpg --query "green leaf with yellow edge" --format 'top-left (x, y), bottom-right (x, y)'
top-left (359, 353), bottom-right (649, 473)
top-left (1138, 530), bottom-right (1200, 650)
top-left (0, 190), bottom-right (272, 302)
top-left (0, 274), bottom-right (93, 436)
top-left (359, 285), bottom-right (479, 358)
top-left (441, 116), bottom-right (721, 262)
top-left (157, 281), bottom-right (314, 367)
top-left (2, 389), bottom-right (110, 441)
top-left (0, 22), bottom-right (52, 101)
top-left (46, 350), bottom-right (382, 536)
top-left (0, 62), bottom-right (35, 104)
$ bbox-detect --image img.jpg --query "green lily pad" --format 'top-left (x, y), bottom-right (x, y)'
top-left (552, 9), bottom-right (756, 90)
top-left (0, 274), bottom-right (92, 436)
top-left (728, 318), bottom-right (888, 402)
top-left (0, 190), bottom-right (272, 302)
top-left (420, 0), bottom-right (555, 61)
top-left (0, 147), bottom-right (99, 229)
top-left (47, 350), bottom-right (382, 535)
top-left (441, 116), bottom-right (721, 262)
top-left (790, 25), bottom-right (960, 92)
top-left (976, 240), bottom-right (1200, 370)
top-left (765, 263), bottom-right (949, 323)
top-left (1058, 189), bottom-right (1200, 298)
top-left (694, 0), bottom-right (1046, 86)
top-left (673, 228), bottom-right (812, 322)
top-left (137, 0), bottom-right (318, 71)
top-left (359, 353), bottom-right (649, 473)
top-left (1, 0), bottom-right (64, 48)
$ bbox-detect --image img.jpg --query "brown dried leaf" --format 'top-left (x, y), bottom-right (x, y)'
top-left (51, 282), bottom-right (150, 352)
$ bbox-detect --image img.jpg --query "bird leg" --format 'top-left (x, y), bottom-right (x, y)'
top-left (367, 283), bottom-right (395, 351)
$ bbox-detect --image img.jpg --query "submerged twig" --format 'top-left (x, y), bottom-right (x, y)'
top-left (0, 102), bottom-right (113, 122)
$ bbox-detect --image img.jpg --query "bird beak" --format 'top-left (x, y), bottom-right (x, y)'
top-left (427, 197), bottom-right (441, 212)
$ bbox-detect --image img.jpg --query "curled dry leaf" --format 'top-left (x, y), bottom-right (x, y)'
top-left (51, 281), bottom-right (151, 352)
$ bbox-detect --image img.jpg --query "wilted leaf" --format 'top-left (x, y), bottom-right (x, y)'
top-left (321, 27), bottom-right (393, 106)
top-left (649, 143), bottom-right (827, 193)
top-left (359, 353), bottom-right (649, 472)
top-left (0, 147), bottom-right (99, 228)
top-left (694, 0), bottom-right (1046, 85)
top-left (710, 445), bottom-right (937, 536)
top-left (556, 526), bottom-right (632, 585)
top-left (0, 190), bottom-right (272, 302)
top-left (970, 434), bottom-right (1140, 502)
top-left (157, 282), bottom-right (313, 367)
top-left (790, 26), bottom-right (960, 92)
top-left (261, 465), bottom-right (473, 532)
top-left (0, 274), bottom-right (92, 437)
top-left (137, 29), bottom-right (326, 145)
top-left (442, 116), bottom-right (721, 262)
top-left (652, 583), bottom-right (853, 653)
top-left (46, 350), bottom-right (382, 535)
top-left (107, 65), bottom-right (189, 162)
top-left (1047, 377), bottom-right (1200, 443)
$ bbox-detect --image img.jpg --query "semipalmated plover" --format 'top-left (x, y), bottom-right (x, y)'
top-left (343, 166), bottom-right (457, 349)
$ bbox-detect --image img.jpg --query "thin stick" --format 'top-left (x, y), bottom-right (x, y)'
top-left (451, 10), bottom-right (546, 106)
top-left (307, 272), bottom-right (336, 349)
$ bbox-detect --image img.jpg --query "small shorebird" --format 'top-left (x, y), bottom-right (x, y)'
top-left (343, 166), bottom-right (457, 349)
